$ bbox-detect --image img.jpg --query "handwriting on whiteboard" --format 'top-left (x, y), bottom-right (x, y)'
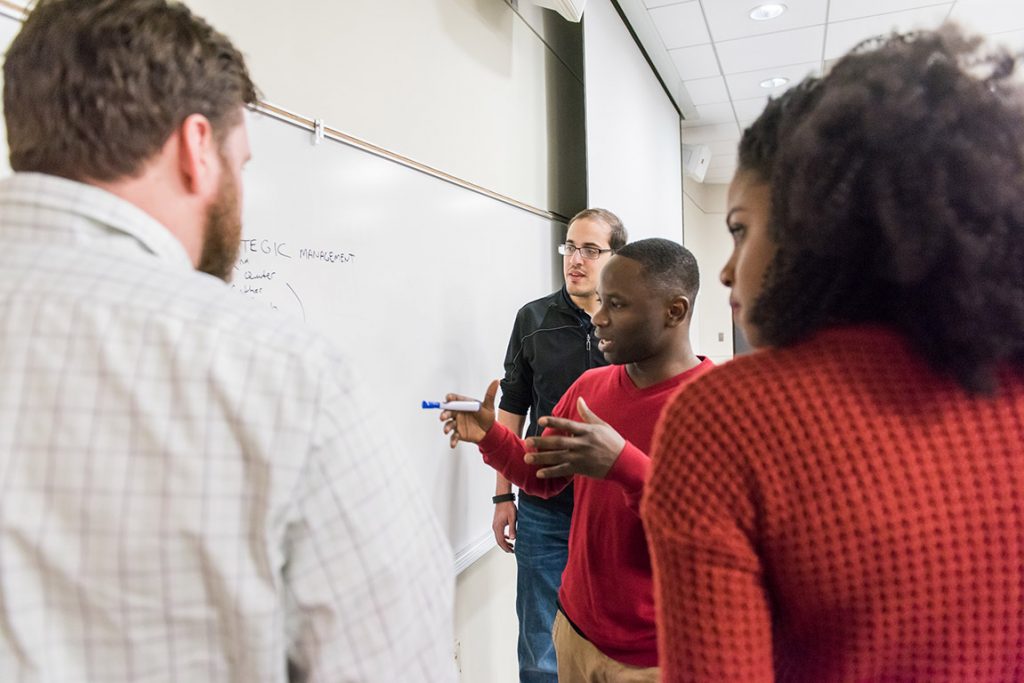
top-left (231, 237), bottom-right (358, 319)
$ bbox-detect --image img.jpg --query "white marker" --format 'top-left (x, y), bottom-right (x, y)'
top-left (421, 400), bottom-right (481, 412)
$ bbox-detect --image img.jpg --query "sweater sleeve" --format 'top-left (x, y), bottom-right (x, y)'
top-left (604, 441), bottom-right (649, 517)
top-left (642, 377), bottom-right (775, 683)
top-left (477, 420), bottom-right (571, 499)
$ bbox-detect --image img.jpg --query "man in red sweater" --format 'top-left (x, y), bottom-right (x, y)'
top-left (442, 238), bottom-right (713, 682)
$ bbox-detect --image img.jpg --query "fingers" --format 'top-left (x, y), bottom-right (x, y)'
top-left (577, 397), bottom-right (609, 426)
top-left (537, 415), bottom-right (588, 435)
top-left (483, 379), bottom-right (499, 410)
top-left (528, 435), bottom-right (575, 452)
top-left (524, 449), bottom-right (570, 467)
top-left (492, 524), bottom-right (512, 552)
top-left (445, 380), bottom-right (498, 409)
top-left (537, 463), bottom-right (575, 479)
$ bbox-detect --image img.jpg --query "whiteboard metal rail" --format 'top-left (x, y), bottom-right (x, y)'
top-left (253, 101), bottom-right (568, 224)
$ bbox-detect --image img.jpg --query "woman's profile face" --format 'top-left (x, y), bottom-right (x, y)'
top-left (721, 168), bottom-right (776, 348)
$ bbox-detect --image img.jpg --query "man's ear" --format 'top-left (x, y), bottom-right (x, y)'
top-left (177, 113), bottom-right (218, 197)
top-left (666, 294), bottom-right (691, 328)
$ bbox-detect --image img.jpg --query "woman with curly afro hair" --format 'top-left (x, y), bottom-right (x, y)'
top-left (643, 26), bottom-right (1024, 682)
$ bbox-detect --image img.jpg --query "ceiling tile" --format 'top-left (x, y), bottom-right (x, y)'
top-left (987, 28), bottom-right (1024, 51)
top-left (708, 139), bottom-right (740, 155)
top-left (717, 26), bottom-right (826, 74)
top-left (825, 5), bottom-right (953, 60)
top-left (644, 0), bottom-right (687, 8)
top-left (949, 0), bottom-right (1024, 35)
top-left (683, 76), bottom-right (730, 105)
top-left (680, 122), bottom-right (741, 143)
top-left (650, 1), bottom-right (711, 49)
top-left (681, 101), bottom-right (735, 127)
top-left (731, 96), bottom-right (769, 121)
top-left (703, 0), bottom-right (828, 42)
top-left (708, 152), bottom-right (738, 170)
top-left (704, 169), bottom-right (736, 184)
top-left (828, 0), bottom-right (950, 23)
top-left (669, 43), bottom-right (721, 80)
top-left (724, 61), bottom-right (820, 100)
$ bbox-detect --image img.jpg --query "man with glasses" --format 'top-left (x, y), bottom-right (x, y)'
top-left (493, 208), bottom-right (626, 682)
top-left (446, 238), bottom-right (712, 681)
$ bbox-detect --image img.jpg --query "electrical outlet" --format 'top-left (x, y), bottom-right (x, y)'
top-left (454, 639), bottom-right (462, 673)
top-left (718, 332), bottom-right (724, 342)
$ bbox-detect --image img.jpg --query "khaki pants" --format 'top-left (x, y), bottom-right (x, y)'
top-left (551, 610), bottom-right (660, 683)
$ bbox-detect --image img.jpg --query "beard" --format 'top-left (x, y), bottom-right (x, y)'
top-left (196, 161), bottom-right (242, 282)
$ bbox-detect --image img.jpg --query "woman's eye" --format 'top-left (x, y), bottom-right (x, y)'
top-left (727, 223), bottom-right (746, 240)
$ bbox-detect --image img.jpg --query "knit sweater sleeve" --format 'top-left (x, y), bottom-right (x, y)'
top-left (604, 441), bottom-right (649, 516)
top-left (642, 371), bottom-right (775, 683)
top-left (477, 417), bottom-right (572, 499)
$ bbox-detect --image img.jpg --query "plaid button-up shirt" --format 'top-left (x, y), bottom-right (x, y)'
top-left (0, 172), bottom-right (455, 682)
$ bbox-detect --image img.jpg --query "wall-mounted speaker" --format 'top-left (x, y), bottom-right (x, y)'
top-left (681, 143), bottom-right (711, 183)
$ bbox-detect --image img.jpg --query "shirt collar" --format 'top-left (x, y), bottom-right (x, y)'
top-left (0, 172), bottom-right (194, 269)
top-left (558, 284), bottom-right (590, 318)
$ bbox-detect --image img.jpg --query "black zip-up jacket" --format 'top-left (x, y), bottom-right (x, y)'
top-left (499, 286), bottom-right (608, 509)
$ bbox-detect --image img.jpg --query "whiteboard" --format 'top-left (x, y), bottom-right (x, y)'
top-left (0, 4), bottom-right (562, 569)
top-left (236, 111), bottom-right (560, 570)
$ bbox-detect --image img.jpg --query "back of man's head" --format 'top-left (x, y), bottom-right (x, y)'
top-left (615, 238), bottom-right (700, 306)
top-left (3, 0), bottom-right (257, 183)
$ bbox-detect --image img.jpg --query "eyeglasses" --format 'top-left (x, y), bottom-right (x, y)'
top-left (558, 243), bottom-right (613, 260)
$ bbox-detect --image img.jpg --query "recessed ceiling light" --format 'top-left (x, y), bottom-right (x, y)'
top-left (760, 76), bottom-right (790, 88)
top-left (749, 3), bottom-right (787, 21)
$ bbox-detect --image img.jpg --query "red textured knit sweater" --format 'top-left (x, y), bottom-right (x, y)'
top-left (480, 360), bottom-right (713, 667)
top-left (644, 325), bottom-right (1024, 683)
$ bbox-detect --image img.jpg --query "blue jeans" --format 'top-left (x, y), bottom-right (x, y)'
top-left (515, 495), bottom-right (571, 683)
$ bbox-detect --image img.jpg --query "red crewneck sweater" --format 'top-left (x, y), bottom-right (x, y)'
top-left (479, 359), bottom-right (714, 667)
top-left (645, 325), bottom-right (1024, 682)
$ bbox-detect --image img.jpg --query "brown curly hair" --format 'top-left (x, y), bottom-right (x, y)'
top-left (740, 26), bottom-right (1024, 393)
top-left (4, 0), bottom-right (257, 182)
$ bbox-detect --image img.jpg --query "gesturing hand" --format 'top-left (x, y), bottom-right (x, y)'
top-left (441, 379), bottom-right (498, 447)
top-left (525, 398), bottom-right (626, 480)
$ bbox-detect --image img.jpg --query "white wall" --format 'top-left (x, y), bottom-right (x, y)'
top-left (583, 0), bottom-right (683, 241)
top-left (683, 177), bottom-right (734, 365)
